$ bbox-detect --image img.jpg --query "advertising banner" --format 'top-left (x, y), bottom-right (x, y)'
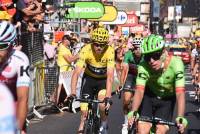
top-left (168, 6), bottom-right (182, 21)
top-left (176, 5), bottom-right (182, 20)
top-left (103, 11), bottom-right (127, 24)
top-left (120, 14), bottom-right (138, 27)
top-left (130, 24), bottom-right (145, 33)
top-left (89, 6), bottom-right (117, 22)
top-left (65, 2), bottom-right (104, 19)
top-left (168, 6), bottom-right (174, 21)
top-left (153, 0), bottom-right (160, 17)
top-left (122, 27), bottom-right (130, 36)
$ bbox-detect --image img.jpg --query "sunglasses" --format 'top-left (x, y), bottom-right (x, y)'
top-left (144, 51), bottom-right (163, 62)
top-left (93, 43), bottom-right (107, 49)
top-left (0, 43), bottom-right (10, 50)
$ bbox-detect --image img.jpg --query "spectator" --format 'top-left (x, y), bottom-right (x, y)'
top-left (43, 35), bottom-right (57, 63)
top-left (56, 35), bottom-right (79, 104)
top-left (16, 0), bottom-right (43, 31)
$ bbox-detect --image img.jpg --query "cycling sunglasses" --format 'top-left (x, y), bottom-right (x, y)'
top-left (144, 51), bottom-right (163, 62)
top-left (0, 43), bottom-right (10, 50)
top-left (93, 43), bottom-right (107, 49)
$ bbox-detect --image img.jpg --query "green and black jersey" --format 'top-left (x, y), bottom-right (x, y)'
top-left (136, 56), bottom-right (185, 98)
top-left (124, 50), bottom-right (143, 75)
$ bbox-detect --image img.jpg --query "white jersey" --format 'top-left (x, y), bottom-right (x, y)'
top-left (0, 50), bottom-right (30, 101)
top-left (0, 83), bottom-right (16, 134)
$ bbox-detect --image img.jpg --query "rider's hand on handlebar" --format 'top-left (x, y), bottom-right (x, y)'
top-left (176, 116), bottom-right (188, 134)
top-left (104, 97), bottom-right (112, 109)
top-left (128, 111), bottom-right (139, 127)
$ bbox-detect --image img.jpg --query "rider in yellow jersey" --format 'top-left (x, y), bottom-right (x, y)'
top-left (70, 27), bottom-right (115, 134)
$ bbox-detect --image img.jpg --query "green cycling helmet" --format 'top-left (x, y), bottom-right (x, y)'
top-left (141, 34), bottom-right (165, 54)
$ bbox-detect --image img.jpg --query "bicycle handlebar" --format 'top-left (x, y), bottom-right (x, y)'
top-left (75, 98), bottom-right (112, 116)
top-left (138, 116), bottom-right (177, 127)
top-left (128, 116), bottom-right (178, 134)
top-left (75, 98), bottom-right (105, 104)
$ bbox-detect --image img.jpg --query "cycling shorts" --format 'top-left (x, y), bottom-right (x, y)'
top-left (80, 73), bottom-right (106, 111)
top-left (139, 89), bottom-right (176, 122)
top-left (124, 74), bottom-right (136, 92)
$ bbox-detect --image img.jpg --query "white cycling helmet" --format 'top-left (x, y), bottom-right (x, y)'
top-left (131, 37), bottom-right (143, 47)
top-left (0, 21), bottom-right (16, 44)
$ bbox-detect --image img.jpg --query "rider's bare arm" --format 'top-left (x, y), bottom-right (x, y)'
top-left (106, 67), bottom-right (114, 98)
top-left (71, 66), bottom-right (83, 95)
top-left (131, 85), bottom-right (145, 111)
top-left (176, 89), bottom-right (185, 117)
top-left (120, 63), bottom-right (129, 86)
top-left (16, 86), bottom-right (29, 130)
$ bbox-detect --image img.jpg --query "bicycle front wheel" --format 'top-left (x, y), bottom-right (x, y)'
top-left (92, 116), bottom-right (101, 133)
top-left (83, 120), bottom-right (93, 134)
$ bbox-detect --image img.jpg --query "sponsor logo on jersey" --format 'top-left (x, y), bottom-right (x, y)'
top-left (20, 66), bottom-right (29, 77)
top-left (175, 71), bottom-right (184, 81)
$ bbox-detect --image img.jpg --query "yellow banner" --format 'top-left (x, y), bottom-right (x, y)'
top-left (89, 6), bottom-right (117, 22)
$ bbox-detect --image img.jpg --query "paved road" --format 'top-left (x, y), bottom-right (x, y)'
top-left (27, 65), bottom-right (200, 134)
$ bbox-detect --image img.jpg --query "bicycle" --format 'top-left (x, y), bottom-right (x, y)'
top-left (128, 115), bottom-right (180, 134)
top-left (75, 97), bottom-right (112, 134)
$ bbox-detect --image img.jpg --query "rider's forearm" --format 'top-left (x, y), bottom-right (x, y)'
top-left (176, 92), bottom-right (185, 117)
top-left (120, 65), bottom-right (128, 85)
top-left (132, 88), bottom-right (145, 112)
top-left (106, 72), bottom-right (114, 98)
top-left (71, 72), bottom-right (79, 95)
top-left (120, 69), bottom-right (126, 85)
top-left (17, 98), bottom-right (28, 130)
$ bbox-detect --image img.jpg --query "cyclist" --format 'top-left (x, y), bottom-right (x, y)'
top-left (128, 34), bottom-right (187, 134)
top-left (192, 41), bottom-right (200, 103)
top-left (191, 41), bottom-right (199, 85)
top-left (0, 83), bottom-right (16, 134)
top-left (120, 37), bottom-right (143, 134)
top-left (70, 27), bottom-right (115, 134)
top-left (0, 21), bottom-right (30, 134)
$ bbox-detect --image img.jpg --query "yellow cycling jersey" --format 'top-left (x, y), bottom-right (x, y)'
top-left (57, 44), bottom-right (72, 72)
top-left (76, 44), bottom-right (115, 78)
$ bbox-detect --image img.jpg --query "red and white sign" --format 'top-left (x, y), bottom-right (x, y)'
top-left (127, 10), bottom-right (135, 15)
top-left (130, 24), bottom-right (145, 33)
top-left (120, 14), bottom-right (138, 27)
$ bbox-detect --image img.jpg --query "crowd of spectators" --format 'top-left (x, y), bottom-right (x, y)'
top-left (0, 0), bottom-right (48, 32)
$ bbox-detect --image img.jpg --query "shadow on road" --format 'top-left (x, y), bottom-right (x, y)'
top-left (185, 111), bottom-right (200, 118)
top-left (187, 100), bottom-right (200, 106)
top-left (187, 129), bottom-right (200, 134)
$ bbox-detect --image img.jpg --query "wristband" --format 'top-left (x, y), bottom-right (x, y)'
top-left (176, 116), bottom-right (188, 127)
top-left (128, 111), bottom-right (139, 120)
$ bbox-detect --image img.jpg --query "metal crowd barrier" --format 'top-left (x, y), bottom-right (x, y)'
top-left (20, 31), bottom-right (44, 66)
top-left (27, 63), bottom-right (83, 121)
